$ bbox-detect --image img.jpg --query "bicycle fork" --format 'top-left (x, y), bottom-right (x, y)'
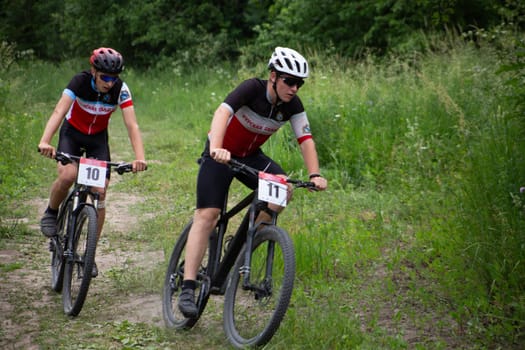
top-left (240, 205), bottom-right (278, 295)
top-left (64, 189), bottom-right (99, 272)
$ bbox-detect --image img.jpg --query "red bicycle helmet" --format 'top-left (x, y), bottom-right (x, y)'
top-left (89, 47), bottom-right (124, 74)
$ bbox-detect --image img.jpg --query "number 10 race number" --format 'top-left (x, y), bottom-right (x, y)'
top-left (77, 158), bottom-right (107, 188)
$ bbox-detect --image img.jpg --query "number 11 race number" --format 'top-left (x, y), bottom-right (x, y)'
top-left (258, 172), bottom-right (288, 207)
top-left (77, 158), bottom-right (107, 188)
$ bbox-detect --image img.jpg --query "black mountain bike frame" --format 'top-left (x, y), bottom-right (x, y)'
top-left (205, 159), bottom-right (300, 296)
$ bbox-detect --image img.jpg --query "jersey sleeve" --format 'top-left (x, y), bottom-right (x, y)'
top-left (63, 88), bottom-right (76, 100)
top-left (118, 82), bottom-right (133, 109)
top-left (290, 112), bottom-right (313, 144)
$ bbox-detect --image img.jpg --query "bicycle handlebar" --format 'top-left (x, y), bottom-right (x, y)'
top-left (228, 158), bottom-right (317, 190)
top-left (50, 151), bottom-right (135, 175)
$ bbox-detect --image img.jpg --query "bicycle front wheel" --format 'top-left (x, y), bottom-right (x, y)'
top-left (62, 205), bottom-right (98, 316)
top-left (223, 225), bottom-right (295, 348)
top-left (162, 221), bottom-right (211, 329)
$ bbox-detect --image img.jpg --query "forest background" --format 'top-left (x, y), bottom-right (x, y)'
top-left (1, 0), bottom-right (525, 348)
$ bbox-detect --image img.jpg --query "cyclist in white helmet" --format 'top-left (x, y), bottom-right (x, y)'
top-left (178, 46), bottom-right (328, 318)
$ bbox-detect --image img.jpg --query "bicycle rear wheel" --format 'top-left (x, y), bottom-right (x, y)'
top-left (223, 225), bottom-right (295, 348)
top-left (50, 202), bottom-right (71, 292)
top-left (162, 221), bottom-right (211, 329)
top-left (62, 205), bottom-right (98, 316)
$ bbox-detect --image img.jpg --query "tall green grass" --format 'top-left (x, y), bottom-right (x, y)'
top-left (1, 35), bottom-right (523, 348)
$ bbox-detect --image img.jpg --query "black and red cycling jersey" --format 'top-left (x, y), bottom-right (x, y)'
top-left (63, 71), bottom-right (133, 135)
top-left (217, 78), bottom-right (313, 157)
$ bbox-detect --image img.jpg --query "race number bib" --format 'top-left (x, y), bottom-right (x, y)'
top-left (77, 158), bottom-right (107, 187)
top-left (258, 172), bottom-right (288, 207)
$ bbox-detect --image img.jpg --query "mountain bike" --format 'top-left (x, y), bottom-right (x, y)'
top-left (47, 151), bottom-right (133, 316)
top-left (162, 159), bottom-right (316, 348)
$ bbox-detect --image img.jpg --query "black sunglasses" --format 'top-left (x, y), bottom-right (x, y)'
top-left (280, 76), bottom-right (305, 88)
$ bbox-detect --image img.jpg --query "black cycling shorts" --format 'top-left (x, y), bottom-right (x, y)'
top-left (57, 120), bottom-right (111, 179)
top-left (195, 140), bottom-right (286, 209)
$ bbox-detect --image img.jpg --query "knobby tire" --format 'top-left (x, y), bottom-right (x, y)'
top-left (223, 225), bottom-right (295, 348)
top-left (62, 205), bottom-right (98, 316)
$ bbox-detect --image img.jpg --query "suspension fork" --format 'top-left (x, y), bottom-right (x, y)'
top-left (65, 187), bottom-right (99, 262)
top-left (64, 194), bottom-right (79, 263)
top-left (241, 201), bottom-right (279, 290)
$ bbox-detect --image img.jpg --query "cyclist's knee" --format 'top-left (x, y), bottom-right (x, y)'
top-left (268, 203), bottom-right (285, 213)
top-left (54, 175), bottom-right (74, 192)
top-left (93, 187), bottom-right (106, 200)
top-left (194, 208), bottom-right (220, 226)
top-left (57, 163), bottom-right (76, 183)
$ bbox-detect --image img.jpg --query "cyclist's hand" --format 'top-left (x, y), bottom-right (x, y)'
top-left (132, 160), bottom-right (147, 172)
top-left (38, 143), bottom-right (56, 159)
top-left (211, 148), bottom-right (231, 164)
top-left (311, 176), bottom-right (328, 191)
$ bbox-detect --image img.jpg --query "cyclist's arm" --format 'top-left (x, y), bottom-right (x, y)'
top-left (209, 103), bottom-right (233, 163)
top-left (38, 93), bottom-right (74, 158)
top-left (299, 138), bottom-right (328, 190)
top-left (121, 106), bottom-right (147, 172)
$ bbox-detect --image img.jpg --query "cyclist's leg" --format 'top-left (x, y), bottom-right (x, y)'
top-left (91, 180), bottom-right (108, 240)
top-left (84, 128), bottom-right (111, 241)
top-left (179, 207), bottom-right (219, 317)
top-left (41, 162), bottom-right (76, 237)
top-left (48, 121), bottom-right (84, 210)
top-left (48, 163), bottom-right (77, 209)
top-left (84, 129), bottom-right (110, 277)
top-left (41, 122), bottom-right (82, 236)
top-left (183, 207), bottom-right (221, 281)
top-left (179, 152), bottom-right (232, 317)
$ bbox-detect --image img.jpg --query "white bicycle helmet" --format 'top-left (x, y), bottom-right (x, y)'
top-left (268, 47), bottom-right (309, 78)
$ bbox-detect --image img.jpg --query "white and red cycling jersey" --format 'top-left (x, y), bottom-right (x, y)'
top-left (63, 71), bottom-right (133, 135)
top-left (217, 78), bottom-right (313, 157)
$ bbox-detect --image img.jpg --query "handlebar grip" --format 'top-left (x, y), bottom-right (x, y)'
top-left (116, 163), bottom-right (133, 175)
top-left (55, 152), bottom-right (74, 165)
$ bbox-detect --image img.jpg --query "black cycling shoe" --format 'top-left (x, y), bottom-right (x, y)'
top-left (178, 288), bottom-right (198, 318)
top-left (40, 212), bottom-right (57, 237)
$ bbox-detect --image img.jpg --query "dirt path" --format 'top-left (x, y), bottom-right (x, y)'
top-left (0, 188), bottom-right (164, 349)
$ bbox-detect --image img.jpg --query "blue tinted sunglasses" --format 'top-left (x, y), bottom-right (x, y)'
top-left (100, 74), bottom-right (118, 83)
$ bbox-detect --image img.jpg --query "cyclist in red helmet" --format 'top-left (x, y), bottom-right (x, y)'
top-left (177, 47), bottom-right (328, 317)
top-left (38, 47), bottom-right (147, 277)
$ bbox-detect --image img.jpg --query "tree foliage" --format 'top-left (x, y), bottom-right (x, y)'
top-left (0, 0), bottom-right (523, 67)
